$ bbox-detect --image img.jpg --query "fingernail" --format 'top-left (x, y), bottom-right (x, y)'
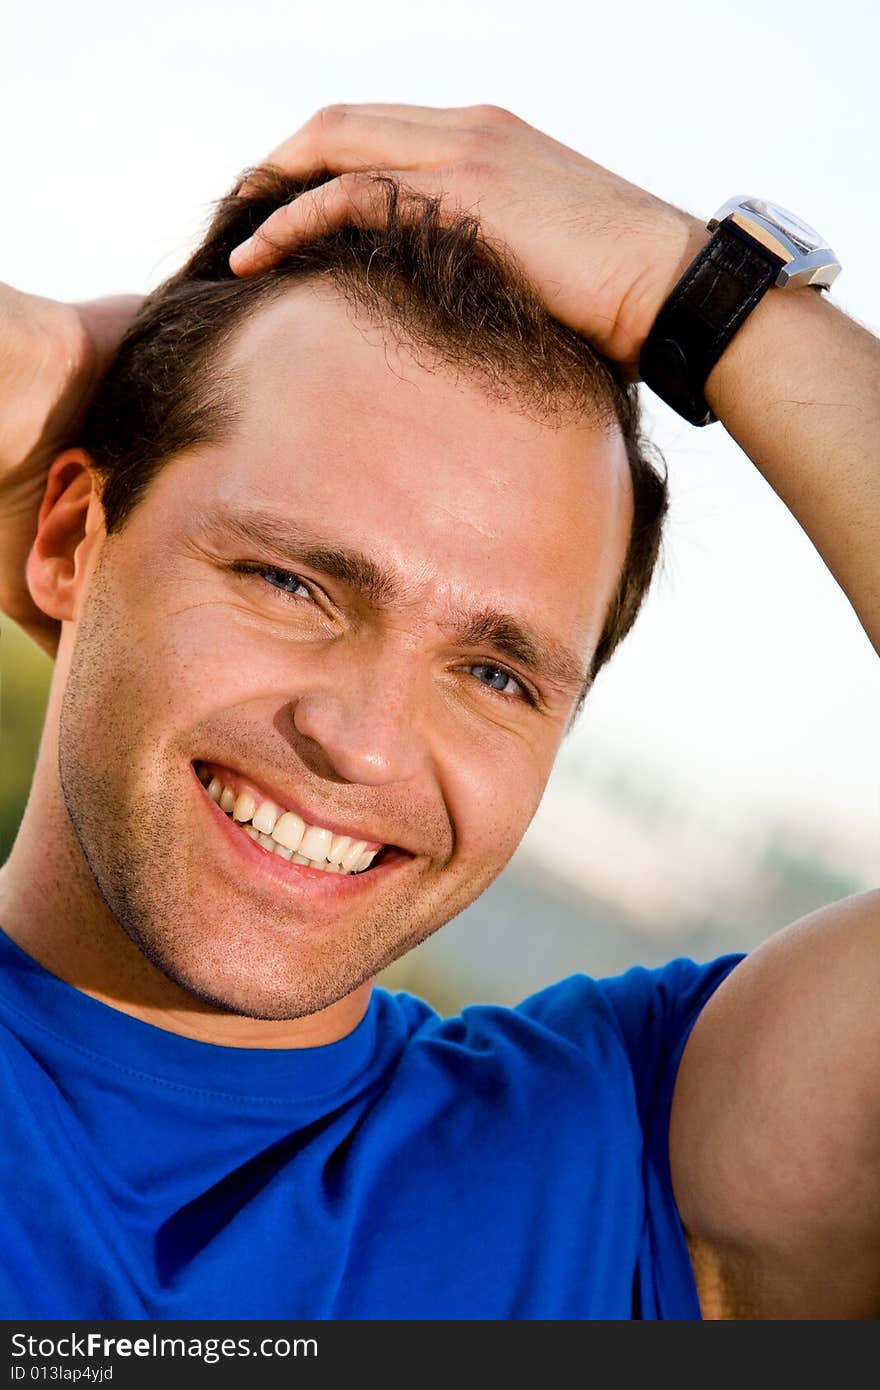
top-left (229, 237), bottom-right (253, 269)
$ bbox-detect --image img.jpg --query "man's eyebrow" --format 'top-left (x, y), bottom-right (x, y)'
top-left (199, 503), bottom-right (588, 693)
top-left (446, 608), bottom-right (588, 693)
top-left (199, 503), bottom-right (399, 606)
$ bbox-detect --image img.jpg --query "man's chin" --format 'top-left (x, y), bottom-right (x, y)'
top-left (110, 909), bottom-right (382, 1021)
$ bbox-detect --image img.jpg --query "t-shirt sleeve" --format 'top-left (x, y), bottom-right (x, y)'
top-left (599, 955), bottom-right (744, 1316)
top-left (515, 953), bottom-right (744, 1316)
top-left (514, 954), bottom-right (743, 1111)
top-left (596, 955), bottom-right (745, 1127)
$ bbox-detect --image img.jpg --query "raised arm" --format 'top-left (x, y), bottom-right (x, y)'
top-left (227, 104), bottom-right (880, 1317)
top-left (670, 281), bottom-right (880, 1318)
top-left (0, 285), bottom-right (141, 656)
top-left (704, 282), bottom-right (879, 653)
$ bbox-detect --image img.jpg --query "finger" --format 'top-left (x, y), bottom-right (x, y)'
top-left (241, 113), bottom-right (456, 195)
top-left (229, 169), bottom-right (450, 275)
top-left (266, 103), bottom-right (477, 163)
top-left (237, 105), bottom-right (482, 196)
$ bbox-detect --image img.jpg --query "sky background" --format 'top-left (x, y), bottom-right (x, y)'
top-left (2, 0), bottom-right (877, 916)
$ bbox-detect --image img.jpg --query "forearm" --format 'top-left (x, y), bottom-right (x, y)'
top-left (705, 285), bottom-right (880, 654)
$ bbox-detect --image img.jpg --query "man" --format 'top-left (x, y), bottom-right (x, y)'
top-left (0, 104), bottom-right (877, 1320)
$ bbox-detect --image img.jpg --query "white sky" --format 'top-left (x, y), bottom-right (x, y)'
top-left (2, 0), bottom-right (878, 874)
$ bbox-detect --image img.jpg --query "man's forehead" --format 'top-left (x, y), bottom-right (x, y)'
top-left (224, 281), bottom-right (410, 386)
top-left (215, 284), bottom-right (634, 564)
top-left (220, 281), bottom-right (609, 447)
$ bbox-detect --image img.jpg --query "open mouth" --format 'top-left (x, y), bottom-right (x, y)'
top-left (193, 760), bottom-right (399, 876)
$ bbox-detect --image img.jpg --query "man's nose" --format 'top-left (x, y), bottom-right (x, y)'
top-left (286, 639), bottom-right (430, 786)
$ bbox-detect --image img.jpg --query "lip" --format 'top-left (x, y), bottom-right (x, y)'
top-left (193, 763), bottom-right (413, 897)
top-left (194, 758), bottom-right (391, 851)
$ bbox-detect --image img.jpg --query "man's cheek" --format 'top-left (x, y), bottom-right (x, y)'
top-left (444, 744), bottom-right (549, 870)
top-left (136, 596), bottom-right (282, 711)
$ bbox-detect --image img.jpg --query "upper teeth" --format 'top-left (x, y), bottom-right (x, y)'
top-left (197, 765), bottom-right (381, 874)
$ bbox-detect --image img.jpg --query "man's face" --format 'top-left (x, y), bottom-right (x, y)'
top-left (58, 285), bottom-right (632, 1020)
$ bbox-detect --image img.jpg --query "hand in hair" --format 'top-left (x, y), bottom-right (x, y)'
top-left (228, 103), bottom-right (706, 373)
top-left (0, 288), bottom-right (141, 655)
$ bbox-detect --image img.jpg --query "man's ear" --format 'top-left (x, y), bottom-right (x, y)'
top-left (26, 449), bottom-right (105, 624)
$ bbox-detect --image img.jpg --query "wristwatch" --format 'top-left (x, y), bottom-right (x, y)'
top-left (639, 196), bottom-right (842, 426)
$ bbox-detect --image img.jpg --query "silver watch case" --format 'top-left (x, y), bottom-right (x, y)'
top-left (707, 195), bottom-right (841, 290)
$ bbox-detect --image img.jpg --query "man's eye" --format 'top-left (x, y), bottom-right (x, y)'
top-left (231, 564), bottom-right (315, 602)
top-left (468, 663), bottom-right (530, 702)
top-left (259, 567), bottom-right (314, 600)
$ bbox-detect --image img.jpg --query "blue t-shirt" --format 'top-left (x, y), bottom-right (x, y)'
top-left (0, 924), bottom-right (741, 1319)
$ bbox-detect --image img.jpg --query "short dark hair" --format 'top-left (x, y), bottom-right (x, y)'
top-left (83, 168), bottom-right (667, 704)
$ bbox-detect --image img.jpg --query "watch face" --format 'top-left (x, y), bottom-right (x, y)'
top-left (709, 194), bottom-right (840, 290)
top-left (740, 198), bottom-right (824, 255)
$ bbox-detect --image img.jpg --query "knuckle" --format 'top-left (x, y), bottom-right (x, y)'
top-left (312, 103), bottom-right (348, 131)
top-left (336, 169), bottom-right (367, 192)
top-left (469, 102), bottom-right (515, 126)
top-left (336, 170), bottom-right (376, 216)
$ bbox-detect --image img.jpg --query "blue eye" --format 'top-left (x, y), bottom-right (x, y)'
top-left (469, 663), bottom-right (527, 701)
top-left (259, 567), bottom-right (313, 600)
top-left (231, 563), bottom-right (315, 601)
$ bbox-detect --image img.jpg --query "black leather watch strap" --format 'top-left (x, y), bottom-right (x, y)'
top-left (639, 221), bottom-right (785, 426)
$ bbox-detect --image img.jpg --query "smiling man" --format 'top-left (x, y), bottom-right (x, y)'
top-left (5, 168), bottom-right (649, 1046)
top-left (0, 105), bottom-right (878, 1320)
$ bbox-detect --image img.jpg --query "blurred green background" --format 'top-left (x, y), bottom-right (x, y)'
top-left (1, 618), bottom-right (51, 864)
